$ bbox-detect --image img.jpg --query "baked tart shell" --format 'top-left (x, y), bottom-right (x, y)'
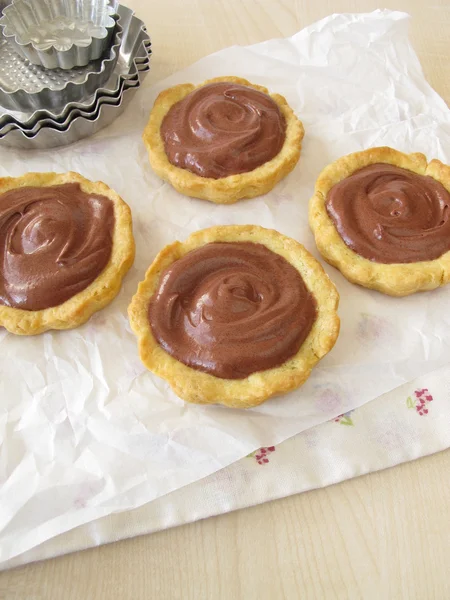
top-left (0, 171), bottom-right (135, 335)
top-left (143, 76), bottom-right (305, 204)
top-left (128, 225), bottom-right (339, 408)
top-left (309, 147), bottom-right (450, 296)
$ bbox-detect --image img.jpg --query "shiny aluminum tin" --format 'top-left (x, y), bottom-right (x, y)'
top-left (34, 51), bottom-right (150, 134)
top-left (0, 40), bottom-right (151, 134)
top-left (0, 43), bottom-right (151, 135)
top-left (0, 5), bottom-right (150, 131)
top-left (0, 30), bottom-right (151, 148)
top-left (0, 1), bottom-right (11, 16)
top-left (0, 61), bottom-right (150, 149)
top-left (0, 46), bottom-right (151, 140)
top-left (0, 63), bottom-right (146, 136)
top-left (0, 17), bottom-right (122, 111)
top-left (0, 0), bottom-right (117, 69)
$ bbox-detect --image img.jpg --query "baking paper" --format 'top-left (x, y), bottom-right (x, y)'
top-left (1, 10), bottom-right (450, 563)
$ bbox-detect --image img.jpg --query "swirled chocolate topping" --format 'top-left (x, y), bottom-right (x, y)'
top-left (149, 242), bottom-right (317, 379)
top-left (0, 183), bottom-right (114, 311)
top-left (326, 163), bottom-right (450, 263)
top-left (160, 82), bottom-right (286, 179)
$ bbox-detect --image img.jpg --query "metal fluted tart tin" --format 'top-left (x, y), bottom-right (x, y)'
top-left (0, 0), bottom-right (117, 69)
top-left (0, 5), bottom-right (150, 131)
top-left (0, 4), bottom-right (151, 148)
top-left (0, 1), bottom-right (11, 15)
top-left (0, 68), bottom-right (143, 136)
top-left (0, 74), bottom-right (136, 136)
top-left (0, 35), bottom-right (151, 148)
top-left (0, 62), bottom-right (150, 149)
top-left (0, 17), bottom-right (122, 112)
top-left (0, 43), bottom-right (151, 136)
top-left (0, 43), bottom-right (149, 133)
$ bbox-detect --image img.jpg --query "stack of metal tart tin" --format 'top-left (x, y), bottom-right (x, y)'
top-left (0, 1), bottom-right (151, 149)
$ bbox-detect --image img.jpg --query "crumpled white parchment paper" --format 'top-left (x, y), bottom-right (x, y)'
top-left (1, 10), bottom-right (450, 563)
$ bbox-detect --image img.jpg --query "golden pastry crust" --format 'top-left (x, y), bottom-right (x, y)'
top-left (0, 171), bottom-right (135, 335)
top-left (309, 146), bottom-right (450, 296)
top-left (128, 225), bottom-right (339, 408)
top-left (143, 76), bottom-right (305, 204)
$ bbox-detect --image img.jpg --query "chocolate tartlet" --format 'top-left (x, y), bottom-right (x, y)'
top-left (143, 76), bottom-right (304, 204)
top-left (128, 225), bottom-right (339, 408)
top-left (309, 147), bottom-right (450, 296)
top-left (0, 171), bottom-right (135, 334)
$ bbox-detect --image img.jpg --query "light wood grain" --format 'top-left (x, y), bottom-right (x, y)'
top-left (1, 451), bottom-right (449, 599)
top-left (1, 0), bottom-right (450, 597)
top-left (144, 0), bottom-right (450, 107)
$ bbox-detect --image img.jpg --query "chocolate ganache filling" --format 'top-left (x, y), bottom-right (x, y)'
top-left (160, 82), bottom-right (286, 179)
top-left (326, 163), bottom-right (450, 264)
top-left (149, 242), bottom-right (317, 379)
top-left (0, 183), bottom-right (114, 311)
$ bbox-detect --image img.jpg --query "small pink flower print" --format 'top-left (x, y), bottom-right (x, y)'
top-left (407, 388), bottom-right (434, 416)
top-left (334, 410), bottom-right (354, 426)
top-left (74, 482), bottom-right (101, 509)
top-left (248, 446), bottom-right (276, 465)
top-left (357, 313), bottom-right (391, 345)
top-left (302, 428), bottom-right (319, 449)
top-left (316, 388), bottom-right (342, 413)
top-left (372, 412), bottom-right (420, 449)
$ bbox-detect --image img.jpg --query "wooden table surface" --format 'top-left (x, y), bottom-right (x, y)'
top-left (1, 1), bottom-right (450, 598)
